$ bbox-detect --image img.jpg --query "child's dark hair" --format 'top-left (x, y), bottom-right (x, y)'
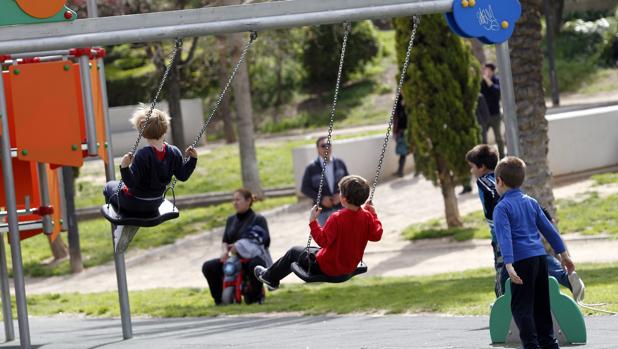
top-left (484, 63), bottom-right (496, 71)
top-left (466, 144), bottom-right (499, 170)
top-left (338, 175), bottom-right (370, 206)
top-left (234, 188), bottom-right (257, 207)
top-left (495, 157), bottom-right (526, 188)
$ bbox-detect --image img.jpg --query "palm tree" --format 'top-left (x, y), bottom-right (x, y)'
top-left (509, 0), bottom-right (556, 215)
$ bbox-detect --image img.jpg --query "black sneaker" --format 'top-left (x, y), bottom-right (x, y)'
top-left (254, 266), bottom-right (279, 289)
top-left (459, 185), bottom-right (472, 195)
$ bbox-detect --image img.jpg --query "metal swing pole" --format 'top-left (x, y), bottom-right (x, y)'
top-left (36, 164), bottom-right (53, 234)
top-left (0, 0), bottom-right (452, 54)
top-left (0, 64), bottom-right (30, 348)
top-left (85, 0), bottom-right (133, 339)
top-left (495, 41), bottom-right (521, 157)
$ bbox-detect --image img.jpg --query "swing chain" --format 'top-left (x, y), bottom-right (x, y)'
top-left (305, 22), bottom-right (352, 253)
top-left (109, 38), bottom-right (184, 213)
top-left (166, 31), bottom-right (258, 194)
top-left (368, 16), bottom-right (420, 202)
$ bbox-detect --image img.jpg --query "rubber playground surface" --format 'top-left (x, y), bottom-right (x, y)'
top-left (0, 314), bottom-right (616, 348)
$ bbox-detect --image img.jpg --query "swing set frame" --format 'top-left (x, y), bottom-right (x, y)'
top-left (0, 1), bottom-right (522, 348)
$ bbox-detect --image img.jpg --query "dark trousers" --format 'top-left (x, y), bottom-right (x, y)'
top-left (202, 256), bottom-right (266, 305)
top-left (103, 181), bottom-right (162, 215)
top-left (510, 256), bottom-right (559, 349)
top-left (481, 114), bottom-right (505, 159)
top-left (263, 246), bottom-right (322, 283)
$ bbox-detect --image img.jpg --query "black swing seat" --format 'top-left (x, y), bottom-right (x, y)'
top-left (100, 199), bottom-right (179, 227)
top-left (291, 262), bottom-right (368, 283)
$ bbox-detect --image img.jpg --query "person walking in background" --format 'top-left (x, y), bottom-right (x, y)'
top-left (480, 63), bottom-right (505, 159)
top-left (301, 136), bottom-right (350, 226)
top-left (392, 94), bottom-right (409, 177)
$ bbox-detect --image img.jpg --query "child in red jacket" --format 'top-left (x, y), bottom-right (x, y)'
top-left (254, 175), bottom-right (382, 288)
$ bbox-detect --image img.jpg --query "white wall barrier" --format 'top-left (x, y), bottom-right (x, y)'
top-left (291, 105), bottom-right (618, 196)
top-left (292, 135), bottom-right (414, 196)
top-left (107, 98), bottom-right (204, 157)
top-left (547, 105), bottom-right (618, 176)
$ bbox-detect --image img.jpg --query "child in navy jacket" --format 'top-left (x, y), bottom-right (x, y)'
top-left (493, 157), bottom-right (575, 349)
top-left (103, 107), bottom-right (198, 250)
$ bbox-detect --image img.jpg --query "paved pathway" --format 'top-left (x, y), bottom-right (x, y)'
top-left (1, 315), bottom-right (617, 348)
top-left (24, 175), bottom-right (618, 294)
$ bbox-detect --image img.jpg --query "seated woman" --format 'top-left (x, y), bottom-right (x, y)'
top-left (201, 189), bottom-right (272, 305)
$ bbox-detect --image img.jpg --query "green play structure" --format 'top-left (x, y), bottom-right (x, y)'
top-left (490, 276), bottom-right (587, 344)
top-left (0, 1), bottom-right (76, 27)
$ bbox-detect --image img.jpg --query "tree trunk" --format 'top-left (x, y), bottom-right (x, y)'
top-left (48, 235), bottom-right (68, 261)
top-left (273, 50), bottom-right (284, 124)
top-left (436, 156), bottom-right (462, 228)
top-left (62, 167), bottom-right (83, 273)
top-left (550, 0), bottom-right (565, 37)
top-left (167, 65), bottom-right (187, 150)
top-left (510, 0), bottom-right (556, 217)
top-left (217, 35), bottom-right (236, 143)
top-left (229, 32), bottom-right (263, 198)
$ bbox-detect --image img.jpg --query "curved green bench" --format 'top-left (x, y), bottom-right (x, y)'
top-left (489, 276), bottom-right (586, 344)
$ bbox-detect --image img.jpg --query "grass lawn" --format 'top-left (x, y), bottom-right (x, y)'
top-left (13, 262), bottom-right (618, 318)
top-left (403, 173), bottom-right (618, 241)
top-left (11, 196), bottom-right (296, 277)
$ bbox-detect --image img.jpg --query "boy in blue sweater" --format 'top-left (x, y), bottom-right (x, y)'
top-left (465, 145), bottom-right (582, 300)
top-left (493, 156), bottom-right (575, 349)
top-left (103, 107), bottom-right (198, 251)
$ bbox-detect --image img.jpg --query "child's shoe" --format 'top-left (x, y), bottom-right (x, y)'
top-left (569, 271), bottom-right (585, 302)
top-left (254, 266), bottom-right (279, 289)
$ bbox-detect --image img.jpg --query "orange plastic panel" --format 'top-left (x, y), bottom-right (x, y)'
top-left (7, 165), bottom-right (63, 241)
top-left (0, 159), bottom-right (41, 209)
top-left (90, 60), bottom-right (109, 164)
top-left (1, 71), bottom-right (19, 143)
top-left (8, 61), bottom-right (84, 167)
top-left (15, 0), bottom-right (67, 19)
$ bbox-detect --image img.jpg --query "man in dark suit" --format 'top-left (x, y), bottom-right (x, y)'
top-left (301, 136), bottom-right (350, 226)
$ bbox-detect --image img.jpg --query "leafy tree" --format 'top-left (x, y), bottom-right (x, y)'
top-left (394, 15), bottom-right (480, 228)
top-left (303, 21), bottom-right (379, 93)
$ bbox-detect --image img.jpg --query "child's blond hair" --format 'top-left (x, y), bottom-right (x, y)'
top-left (130, 104), bottom-right (170, 140)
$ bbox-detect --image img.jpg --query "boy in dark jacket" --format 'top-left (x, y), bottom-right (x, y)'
top-left (103, 106), bottom-right (198, 251)
top-left (465, 145), bottom-right (583, 300)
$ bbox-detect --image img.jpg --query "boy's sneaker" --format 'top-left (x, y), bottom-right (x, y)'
top-left (569, 271), bottom-right (585, 302)
top-left (254, 266), bottom-right (279, 290)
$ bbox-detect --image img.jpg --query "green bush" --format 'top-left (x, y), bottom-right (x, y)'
top-left (302, 21), bottom-right (379, 93)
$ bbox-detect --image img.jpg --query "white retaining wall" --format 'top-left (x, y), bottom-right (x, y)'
top-left (292, 135), bottom-right (414, 196)
top-left (108, 98), bottom-right (204, 157)
top-left (547, 105), bottom-right (618, 176)
top-left (291, 105), bottom-right (618, 196)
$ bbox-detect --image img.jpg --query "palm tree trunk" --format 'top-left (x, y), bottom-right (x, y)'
top-left (229, 32), bottom-right (263, 198)
top-left (509, 0), bottom-right (556, 216)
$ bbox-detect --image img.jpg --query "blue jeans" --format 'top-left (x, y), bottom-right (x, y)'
top-left (499, 255), bottom-right (571, 296)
